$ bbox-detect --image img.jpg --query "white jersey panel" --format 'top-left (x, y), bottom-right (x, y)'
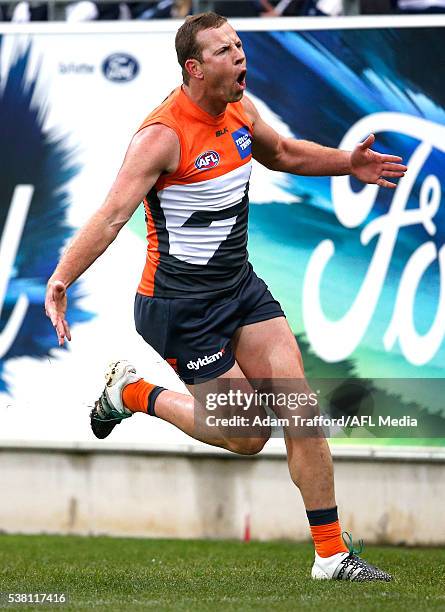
top-left (158, 161), bottom-right (252, 266)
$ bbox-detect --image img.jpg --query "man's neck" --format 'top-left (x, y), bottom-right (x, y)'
top-left (182, 84), bottom-right (227, 117)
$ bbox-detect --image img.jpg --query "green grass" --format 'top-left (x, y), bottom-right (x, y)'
top-left (0, 535), bottom-right (443, 611)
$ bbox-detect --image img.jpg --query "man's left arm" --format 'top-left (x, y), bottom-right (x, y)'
top-left (243, 96), bottom-right (407, 189)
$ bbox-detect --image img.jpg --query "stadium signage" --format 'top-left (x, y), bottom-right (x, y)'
top-left (59, 63), bottom-right (94, 75)
top-left (0, 185), bottom-right (33, 359)
top-left (303, 113), bottom-right (445, 366)
top-left (102, 53), bottom-right (139, 83)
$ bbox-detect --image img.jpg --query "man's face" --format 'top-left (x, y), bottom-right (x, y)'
top-left (194, 23), bottom-right (247, 103)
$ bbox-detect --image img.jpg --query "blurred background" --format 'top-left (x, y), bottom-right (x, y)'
top-left (2, 0), bottom-right (445, 24)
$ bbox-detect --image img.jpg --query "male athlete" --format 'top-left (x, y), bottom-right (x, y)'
top-left (45, 13), bottom-right (406, 581)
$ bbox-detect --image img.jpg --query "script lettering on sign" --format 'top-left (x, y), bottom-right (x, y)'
top-left (302, 113), bottom-right (445, 366)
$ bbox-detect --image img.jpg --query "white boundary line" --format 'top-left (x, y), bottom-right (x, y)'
top-left (0, 15), bottom-right (444, 35)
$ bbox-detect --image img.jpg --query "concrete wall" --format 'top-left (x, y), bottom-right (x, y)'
top-left (1, 443), bottom-right (444, 545)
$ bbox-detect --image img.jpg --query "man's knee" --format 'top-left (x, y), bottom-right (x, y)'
top-left (226, 434), bottom-right (270, 456)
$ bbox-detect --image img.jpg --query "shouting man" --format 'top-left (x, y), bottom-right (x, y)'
top-left (46, 13), bottom-right (406, 581)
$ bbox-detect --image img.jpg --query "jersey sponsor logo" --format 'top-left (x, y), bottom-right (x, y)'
top-left (216, 127), bottom-right (228, 137)
top-left (187, 348), bottom-right (225, 370)
top-left (102, 53), bottom-right (139, 83)
top-left (195, 150), bottom-right (220, 170)
top-left (231, 126), bottom-right (252, 160)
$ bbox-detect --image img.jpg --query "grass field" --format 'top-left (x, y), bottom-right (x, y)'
top-left (0, 535), bottom-right (444, 611)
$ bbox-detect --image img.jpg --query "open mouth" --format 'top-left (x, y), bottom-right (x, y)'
top-left (236, 69), bottom-right (247, 88)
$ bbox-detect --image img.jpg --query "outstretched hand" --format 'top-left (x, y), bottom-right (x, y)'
top-left (45, 280), bottom-right (72, 346)
top-left (350, 134), bottom-right (407, 189)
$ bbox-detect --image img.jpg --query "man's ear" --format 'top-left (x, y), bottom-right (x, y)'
top-left (185, 58), bottom-right (204, 81)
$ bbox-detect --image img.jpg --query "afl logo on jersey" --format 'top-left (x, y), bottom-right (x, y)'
top-left (195, 150), bottom-right (220, 170)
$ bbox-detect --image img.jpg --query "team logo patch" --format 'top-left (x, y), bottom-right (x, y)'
top-left (195, 150), bottom-right (220, 170)
top-left (231, 126), bottom-right (252, 160)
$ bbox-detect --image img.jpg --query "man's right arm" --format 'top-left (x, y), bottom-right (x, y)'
top-left (45, 123), bottom-right (180, 345)
top-left (49, 124), bottom-right (179, 289)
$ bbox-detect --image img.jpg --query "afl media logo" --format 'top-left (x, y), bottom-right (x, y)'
top-left (195, 150), bottom-right (220, 170)
top-left (102, 53), bottom-right (139, 83)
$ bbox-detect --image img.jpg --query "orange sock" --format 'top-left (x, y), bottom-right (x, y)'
top-left (306, 507), bottom-right (348, 558)
top-left (122, 380), bottom-right (157, 414)
top-left (310, 520), bottom-right (348, 558)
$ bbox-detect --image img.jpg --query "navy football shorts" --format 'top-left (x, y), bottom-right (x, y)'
top-left (134, 263), bottom-right (285, 385)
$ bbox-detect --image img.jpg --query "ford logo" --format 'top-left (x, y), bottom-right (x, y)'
top-left (102, 53), bottom-right (139, 83)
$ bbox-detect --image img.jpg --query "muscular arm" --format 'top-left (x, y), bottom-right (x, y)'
top-left (242, 95), bottom-right (406, 183)
top-left (49, 124), bottom-right (179, 288)
top-left (45, 123), bottom-right (180, 344)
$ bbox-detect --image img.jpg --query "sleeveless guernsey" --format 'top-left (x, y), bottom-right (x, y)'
top-left (136, 86), bottom-right (253, 299)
